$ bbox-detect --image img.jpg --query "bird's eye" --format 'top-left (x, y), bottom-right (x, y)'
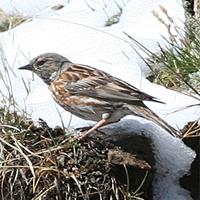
top-left (36, 59), bottom-right (45, 66)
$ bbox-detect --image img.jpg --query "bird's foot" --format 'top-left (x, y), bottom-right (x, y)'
top-left (72, 118), bottom-right (108, 141)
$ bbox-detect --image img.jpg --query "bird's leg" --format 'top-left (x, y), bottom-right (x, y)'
top-left (74, 113), bottom-right (110, 140)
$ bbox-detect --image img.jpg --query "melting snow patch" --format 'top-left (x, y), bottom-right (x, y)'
top-left (101, 117), bottom-right (196, 200)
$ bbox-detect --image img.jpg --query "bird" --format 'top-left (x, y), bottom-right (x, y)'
top-left (19, 53), bottom-right (180, 139)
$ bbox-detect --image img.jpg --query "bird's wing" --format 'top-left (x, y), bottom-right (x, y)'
top-left (63, 63), bottom-right (163, 105)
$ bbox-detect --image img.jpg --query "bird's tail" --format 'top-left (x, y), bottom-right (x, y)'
top-left (126, 104), bottom-right (180, 138)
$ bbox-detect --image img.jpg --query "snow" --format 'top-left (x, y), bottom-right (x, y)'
top-left (0, 0), bottom-right (197, 199)
top-left (102, 118), bottom-right (196, 200)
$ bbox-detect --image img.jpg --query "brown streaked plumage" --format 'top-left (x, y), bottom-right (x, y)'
top-left (19, 53), bottom-right (180, 139)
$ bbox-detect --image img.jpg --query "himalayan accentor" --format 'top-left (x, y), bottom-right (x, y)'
top-left (19, 53), bottom-right (179, 139)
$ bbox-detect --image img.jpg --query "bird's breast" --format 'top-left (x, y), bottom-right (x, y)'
top-left (50, 79), bottom-right (103, 108)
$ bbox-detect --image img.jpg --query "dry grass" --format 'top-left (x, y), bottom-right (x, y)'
top-left (0, 109), bottom-right (151, 200)
top-left (0, 8), bottom-right (27, 32)
top-left (181, 120), bottom-right (200, 138)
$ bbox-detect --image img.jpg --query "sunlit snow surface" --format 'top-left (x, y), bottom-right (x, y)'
top-left (0, 1), bottom-right (198, 199)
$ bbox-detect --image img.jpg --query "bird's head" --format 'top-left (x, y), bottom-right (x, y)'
top-left (19, 53), bottom-right (71, 85)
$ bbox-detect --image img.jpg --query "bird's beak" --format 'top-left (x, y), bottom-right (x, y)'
top-left (18, 64), bottom-right (33, 70)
